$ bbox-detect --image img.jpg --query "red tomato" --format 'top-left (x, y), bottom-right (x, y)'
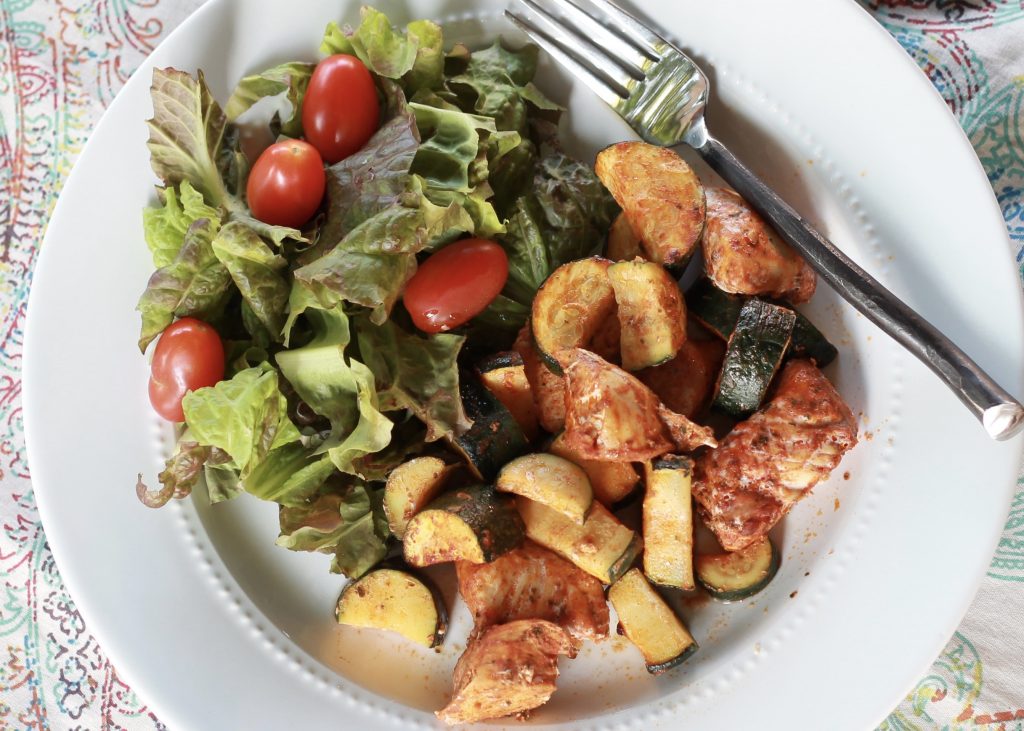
top-left (404, 239), bottom-right (509, 334)
top-left (149, 318), bottom-right (225, 422)
top-left (302, 54), bottom-right (380, 164)
top-left (247, 139), bottom-right (326, 228)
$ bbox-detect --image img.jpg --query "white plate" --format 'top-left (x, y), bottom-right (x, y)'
top-left (23, 0), bottom-right (1024, 729)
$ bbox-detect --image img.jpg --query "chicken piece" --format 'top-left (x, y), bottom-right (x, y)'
top-left (658, 404), bottom-right (717, 452)
top-left (515, 324), bottom-right (567, 433)
top-left (638, 338), bottom-right (725, 418)
top-left (436, 620), bottom-right (575, 725)
top-left (456, 540), bottom-right (609, 642)
top-left (693, 360), bottom-right (857, 551)
top-left (702, 187), bottom-right (816, 304)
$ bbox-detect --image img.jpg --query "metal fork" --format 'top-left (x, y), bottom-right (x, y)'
top-left (506, 0), bottom-right (1024, 441)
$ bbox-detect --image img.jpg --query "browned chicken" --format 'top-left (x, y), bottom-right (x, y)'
top-left (693, 360), bottom-right (857, 551)
top-left (436, 619), bottom-right (576, 725)
top-left (702, 187), bottom-right (816, 304)
top-left (514, 324), bottom-right (567, 433)
top-left (638, 338), bottom-right (725, 418)
top-left (456, 540), bottom-right (609, 642)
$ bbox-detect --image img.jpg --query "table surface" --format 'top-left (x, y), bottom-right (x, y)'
top-left (1, 1), bottom-right (1022, 728)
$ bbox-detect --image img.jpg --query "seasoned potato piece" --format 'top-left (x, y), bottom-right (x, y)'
top-left (436, 619), bottom-right (575, 725)
top-left (548, 432), bottom-right (640, 506)
top-left (595, 142), bottom-right (705, 269)
top-left (608, 258), bottom-right (687, 371)
top-left (477, 351), bottom-right (540, 442)
top-left (515, 324), bottom-right (567, 433)
top-left (638, 338), bottom-right (725, 418)
top-left (605, 212), bottom-right (645, 261)
top-left (702, 187), bottom-right (816, 304)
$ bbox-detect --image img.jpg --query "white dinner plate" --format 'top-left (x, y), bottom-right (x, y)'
top-left (23, 0), bottom-right (1024, 728)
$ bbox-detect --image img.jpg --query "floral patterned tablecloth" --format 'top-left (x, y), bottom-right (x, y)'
top-left (1, 1), bottom-right (1022, 728)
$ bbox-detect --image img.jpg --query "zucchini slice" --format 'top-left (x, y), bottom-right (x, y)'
top-left (605, 212), bottom-right (645, 262)
top-left (595, 142), bottom-right (705, 270)
top-left (450, 370), bottom-right (529, 481)
top-left (335, 568), bottom-right (447, 648)
top-left (696, 537), bottom-right (780, 602)
top-left (789, 311), bottom-right (838, 367)
top-left (638, 338), bottom-right (724, 419)
top-left (560, 348), bottom-right (674, 461)
top-left (531, 256), bottom-right (617, 374)
top-left (608, 568), bottom-right (698, 674)
top-left (496, 453), bottom-right (594, 524)
top-left (384, 456), bottom-right (456, 539)
top-left (515, 323), bottom-right (567, 433)
top-left (642, 456), bottom-right (696, 590)
top-left (403, 485), bottom-right (525, 566)
top-left (587, 311), bottom-right (623, 364)
top-left (477, 351), bottom-right (540, 442)
top-left (712, 299), bottom-right (796, 417)
top-left (548, 432), bottom-right (640, 506)
top-left (517, 496), bottom-right (641, 584)
top-left (608, 258), bottom-right (687, 371)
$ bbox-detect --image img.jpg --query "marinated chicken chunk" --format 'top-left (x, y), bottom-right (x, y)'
top-left (456, 540), bottom-right (609, 642)
top-left (638, 338), bottom-right (725, 418)
top-left (514, 324), bottom-right (567, 433)
top-left (436, 619), bottom-right (575, 725)
top-left (702, 187), bottom-right (816, 304)
top-left (693, 360), bottom-right (857, 551)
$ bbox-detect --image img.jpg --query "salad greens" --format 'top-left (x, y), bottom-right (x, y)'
top-left (137, 6), bottom-right (617, 579)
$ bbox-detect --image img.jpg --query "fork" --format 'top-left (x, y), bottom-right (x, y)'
top-left (505, 0), bottom-right (1024, 441)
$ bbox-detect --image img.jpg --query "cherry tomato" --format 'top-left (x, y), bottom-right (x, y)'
top-left (247, 139), bottom-right (326, 228)
top-left (302, 54), bottom-right (380, 164)
top-left (404, 239), bottom-right (509, 334)
top-left (149, 318), bottom-right (225, 422)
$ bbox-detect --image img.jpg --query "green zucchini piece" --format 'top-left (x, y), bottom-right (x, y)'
top-left (605, 212), bottom-right (645, 262)
top-left (450, 370), bottom-right (529, 481)
top-left (336, 568), bottom-right (448, 648)
top-left (788, 311), bottom-right (838, 367)
top-left (517, 496), bottom-right (641, 584)
top-left (403, 485), bottom-right (525, 566)
top-left (608, 568), bottom-right (698, 674)
top-left (477, 351), bottom-right (540, 442)
top-left (607, 258), bottom-right (688, 371)
top-left (696, 537), bottom-right (780, 602)
top-left (531, 257), bottom-right (616, 374)
top-left (497, 453), bottom-right (594, 524)
top-left (712, 299), bottom-right (796, 416)
top-left (642, 455), bottom-right (695, 590)
top-left (384, 457), bottom-right (456, 539)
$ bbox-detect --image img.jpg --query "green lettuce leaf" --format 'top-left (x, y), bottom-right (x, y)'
top-left (356, 317), bottom-right (469, 442)
top-left (276, 482), bottom-right (389, 579)
top-left (143, 181), bottom-right (221, 268)
top-left (409, 102), bottom-right (500, 192)
top-left (146, 68), bottom-right (234, 209)
top-left (350, 415), bottom-right (427, 481)
top-left (405, 19), bottom-right (444, 91)
top-left (182, 364), bottom-right (301, 478)
top-left (243, 443), bottom-right (336, 507)
top-left (225, 61), bottom-right (314, 138)
top-left (498, 196), bottom-right (551, 303)
top-left (136, 218), bottom-right (232, 352)
top-left (211, 221), bottom-right (290, 339)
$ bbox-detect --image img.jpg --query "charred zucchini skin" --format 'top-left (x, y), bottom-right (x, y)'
top-left (335, 567), bottom-right (449, 648)
top-left (712, 300), bottom-right (796, 416)
top-left (453, 371), bottom-right (529, 481)
top-left (646, 642), bottom-right (699, 674)
top-left (425, 485), bottom-right (526, 563)
top-left (788, 311), bottom-right (838, 367)
top-left (696, 539), bottom-right (781, 602)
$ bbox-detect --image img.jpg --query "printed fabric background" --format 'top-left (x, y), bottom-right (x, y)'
top-left (0, 0), bottom-right (1021, 728)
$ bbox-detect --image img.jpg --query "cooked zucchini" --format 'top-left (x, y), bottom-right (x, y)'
top-left (605, 212), bottom-right (645, 261)
top-left (696, 537), bottom-right (780, 602)
top-left (788, 311), bottom-right (838, 367)
top-left (335, 568), bottom-right (447, 648)
top-left (595, 142), bottom-right (705, 270)
top-left (587, 311), bottom-right (622, 364)
top-left (608, 568), bottom-right (698, 674)
top-left (477, 351), bottom-right (540, 442)
top-left (608, 258), bottom-right (687, 371)
top-left (702, 187), bottom-right (816, 304)
top-left (712, 299), bottom-right (796, 416)
top-left (384, 456), bottom-right (456, 539)
top-left (436, 619), bottom-right (575, 725)
top-left (517, 496), bottom-right (641, 584)
top-left (642, 456), bottom-right (695, 590)
top-left (560, 348), bottom-right (674, 461)
top-left (638, 338), bottom-right (724, 418)
top-left (450, 370), bottom-right (529, 480)
top-left (548, 432), bottom-right (640, 506)
top-left (531, 257), bottom-right (616, 374)
top-left (496, 453), bottom-right (594, 524)
top-left (403, 485), bottom-right (525, 566)
top-left (515, 323), bottom-right (567, 433)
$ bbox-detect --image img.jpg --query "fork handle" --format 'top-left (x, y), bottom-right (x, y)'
top-left (692, 131), bottom-right (1024, 441)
